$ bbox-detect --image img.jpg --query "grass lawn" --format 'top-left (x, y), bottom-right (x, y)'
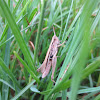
top-left (0, 0), bottom-right (100, 100)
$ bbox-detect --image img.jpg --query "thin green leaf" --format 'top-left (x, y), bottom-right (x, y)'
top-left (11, 80), bottom-right (35, 100)
top-left (33, 0), bottom-right (46, 65)
top-left (78, 86), bottom-right (100, 94)
top-left (13, 51), bottom-right (40, 83)
top-left (0, 57), bottom-right (21, 89)
top-left (0, 0), bottom-right (37, 77)
top-left (0, 79), bottom-right (15, 90)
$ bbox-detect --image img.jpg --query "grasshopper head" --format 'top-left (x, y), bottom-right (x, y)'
top-left (53, 35), bottom-right (60, 45)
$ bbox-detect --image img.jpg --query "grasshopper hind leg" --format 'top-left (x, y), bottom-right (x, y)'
top-left (42, 61), bottom-right (52, 78)
top-left (51, 55), bottom-right (57, 83)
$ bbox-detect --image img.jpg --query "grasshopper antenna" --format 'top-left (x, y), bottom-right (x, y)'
top-left (53, 27), bottom-right (56, 35)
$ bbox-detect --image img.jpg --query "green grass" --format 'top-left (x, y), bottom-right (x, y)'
top-left (0, 0), bottom-right (100, 100)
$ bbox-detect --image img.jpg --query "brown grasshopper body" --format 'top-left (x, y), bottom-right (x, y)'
top-left (37, 28), bottom-right (64, 82)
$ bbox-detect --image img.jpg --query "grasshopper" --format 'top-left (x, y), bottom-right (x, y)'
top-left (37, 27), bottom-right (64, 82)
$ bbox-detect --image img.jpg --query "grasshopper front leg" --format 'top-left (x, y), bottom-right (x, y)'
top-left (57, 41), bottom-right (66, 47)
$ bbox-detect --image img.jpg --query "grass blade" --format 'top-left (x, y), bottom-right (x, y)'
top-left (11, 80), bottom-right (35, 100)
top-left (0, 0), bottom-right (37, 78)
top-left (33, 0), bottom-right (46, 65)
top-left (14, 51), bottom-right (40, 83)
top-left (2, 28), bottom-right (11, 100)
top-left (0, 79), bottom-right (15, 90)
top-left (0, 57), bottom-right (21, 90)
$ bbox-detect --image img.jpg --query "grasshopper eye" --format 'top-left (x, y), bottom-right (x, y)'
top-left (50, 55), bottom-right (53, 58)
